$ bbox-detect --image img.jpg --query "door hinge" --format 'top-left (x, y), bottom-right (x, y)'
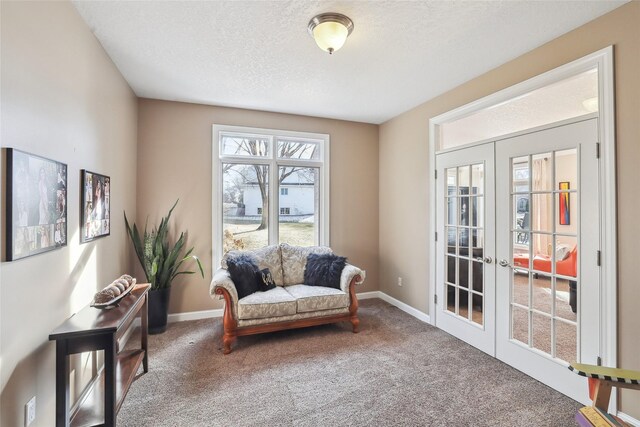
top-left (435, 232), bottom-right (438, 241)
top-left (434, 294), bottom-right (438, 305)
top-left (596, 143), bottom-right (601, 159)
top-left (597, 356), bottom-right (602, 366)
top-left (597, 250), bottom-right (601, 267)
top-left (435, 170), bottom-right (438, 179)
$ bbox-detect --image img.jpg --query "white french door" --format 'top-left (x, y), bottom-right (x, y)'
top-left (435, 143), bottom-right (495, 355)
top-left (495, 118), bottom-right (600, 404)
top-left (435, 117), bottom-right (601, 404)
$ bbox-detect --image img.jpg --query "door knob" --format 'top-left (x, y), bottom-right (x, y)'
top-left (499, 259), bottom-right (511, 268)
top-left (475, 257), bottom-right (492, 264)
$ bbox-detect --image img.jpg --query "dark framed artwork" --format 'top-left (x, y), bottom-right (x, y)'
top-left (6, 148), bottom-right (67, 261)
top-left (81, 170), bottom-right (110, 242)
top-left (559, 181), bottom-right (570, 225)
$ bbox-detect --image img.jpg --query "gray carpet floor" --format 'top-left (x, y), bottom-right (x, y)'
top-left (119, 299), bottom-right (580, 426)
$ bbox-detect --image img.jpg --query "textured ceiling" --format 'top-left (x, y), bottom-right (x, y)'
top-left (73, 1), bottom-right (626, 124)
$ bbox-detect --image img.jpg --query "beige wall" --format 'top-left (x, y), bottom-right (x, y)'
top-left (0, 2), bottom-right (138, 426)
top-left (137, 99), bottom-right (379, 314)
top-left (379, 1), bottom-right (640, 417)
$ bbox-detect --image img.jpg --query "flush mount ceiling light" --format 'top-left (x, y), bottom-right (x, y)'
top-left (308, 13), bottom-right (354, 55)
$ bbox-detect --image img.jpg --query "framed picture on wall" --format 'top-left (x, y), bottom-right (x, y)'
top-left (6, 148), bottom-right (67, 261)
top-left (559, 181), bottom-right (570, 225)
top-left (81, 170), bottom-right (110, 242)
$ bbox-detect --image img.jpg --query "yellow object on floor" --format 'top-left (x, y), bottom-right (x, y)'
top-left (570, 362), bottom-right (640, 426)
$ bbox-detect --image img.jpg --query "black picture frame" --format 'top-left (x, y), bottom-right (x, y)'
top-left (80, 170), bottom-right (110, 243)
top-left (6, 148), bottom-right (68, 261)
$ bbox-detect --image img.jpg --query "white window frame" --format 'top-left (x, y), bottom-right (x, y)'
top-left (212, 124), bottom-right (330, 267)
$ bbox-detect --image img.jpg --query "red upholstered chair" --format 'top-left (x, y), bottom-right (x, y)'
top-left (513, 245), bottom-right (577, 277)
top-left (513, 246), bottom-right (578, 312)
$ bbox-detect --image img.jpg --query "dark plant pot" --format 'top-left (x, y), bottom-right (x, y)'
top-left (148, 287), bottom-right (171, 334)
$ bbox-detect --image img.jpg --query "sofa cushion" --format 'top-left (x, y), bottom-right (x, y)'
top-left (304, 253), bottom-right (347, 290)
top-left (237, 287), bottom-right (297, 320)
top-left (226, 254), bottom-right (261, 299)
top-left (284, 284), bottom-right (349, 313)
top-left (222, 244), bottom-right (284, 286)
top-left (237, 307), bottom-right (350, 327)
top-left (280, 243), bottom-right (333, 286)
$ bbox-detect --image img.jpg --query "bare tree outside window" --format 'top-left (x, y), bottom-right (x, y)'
top-left (220, 133), bottom-right (323, 253)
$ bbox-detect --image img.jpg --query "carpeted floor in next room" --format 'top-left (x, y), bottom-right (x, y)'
top-left (120, 299), bottom-right (580, 426)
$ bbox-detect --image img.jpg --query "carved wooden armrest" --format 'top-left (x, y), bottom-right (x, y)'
top-left (340, 264), bottom-right (364, 293)
top-left (338, 264), bottom-right (363, 333)
top-left (210, 268), bottom-right (239, 320)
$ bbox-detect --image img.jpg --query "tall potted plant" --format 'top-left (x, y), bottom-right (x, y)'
top-left (125, 200), bottom-right (204, 334)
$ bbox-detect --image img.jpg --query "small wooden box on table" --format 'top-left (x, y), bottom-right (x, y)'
top-left (49, 284), bottom-right (150, 427)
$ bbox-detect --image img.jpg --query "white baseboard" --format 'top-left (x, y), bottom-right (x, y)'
top-left (618, 412), bottom-right (640, 427)
top-left (120, 308), bottom-right (223, 347)
top-left (376, 291), bottom-right (431, 324)
top-left (168, 308), bottom-right (223, 322)
top-left (356, 291), bottom-right (381, 300)
top-left (122, 291), bottom-right (430, 336)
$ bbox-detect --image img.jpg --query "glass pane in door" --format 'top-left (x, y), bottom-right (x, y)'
top-left (471, 295), bottom-right (483, 326)
top-left (509, 151), bottom-right (578, 361)
top-left (555, 319), bottom-right (577, 362)
top-left (444, 164), bottom-right (485, 326)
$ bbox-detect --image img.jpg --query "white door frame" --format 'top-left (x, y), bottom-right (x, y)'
top-left (428, 46), bottom-right (616, 405)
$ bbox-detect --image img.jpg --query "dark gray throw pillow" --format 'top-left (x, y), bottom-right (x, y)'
top-left (304, 253), bottom-right (347, 290)
top-left (255, 268), bottom-right (277, 291)
top-left (226, 254), bottom-right (260, 299)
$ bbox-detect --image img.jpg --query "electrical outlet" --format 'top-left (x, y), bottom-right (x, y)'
top-left (397, 277), bottom-right (403, 287)
top-left (25, 396), bottom-right (36, 426)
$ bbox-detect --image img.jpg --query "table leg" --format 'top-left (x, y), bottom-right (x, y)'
top-left (55, 341), bottom-right (70, 427)
top-left (141, 294), bottom-right (148, 373)
top-left (104, 336), bottom-right (117, 426)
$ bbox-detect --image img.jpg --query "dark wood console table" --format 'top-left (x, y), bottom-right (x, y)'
top-left (49, 284), bottom-right (150, 427)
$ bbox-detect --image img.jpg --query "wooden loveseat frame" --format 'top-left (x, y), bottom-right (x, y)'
top-left (215, 273), bottom-right (361, 355)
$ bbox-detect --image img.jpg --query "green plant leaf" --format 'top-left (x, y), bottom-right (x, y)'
top-left (192, 255), bottom-right (205, 278)
top-left (124, 199), bottom-right (202, 290)
top-left (125, 211), bottom-right (149, 281)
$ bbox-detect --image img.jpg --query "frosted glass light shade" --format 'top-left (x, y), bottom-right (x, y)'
top-left (308, 13), bottom-right (354, 54)
top-left (313, 21), bottom-right (349, 53)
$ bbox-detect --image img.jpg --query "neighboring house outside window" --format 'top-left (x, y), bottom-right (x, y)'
top-left (213, 125), bottom-right (330, 262)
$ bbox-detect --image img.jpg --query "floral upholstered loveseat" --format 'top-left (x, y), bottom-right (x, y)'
top-left (210, 243), bottom-right (364, 354)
